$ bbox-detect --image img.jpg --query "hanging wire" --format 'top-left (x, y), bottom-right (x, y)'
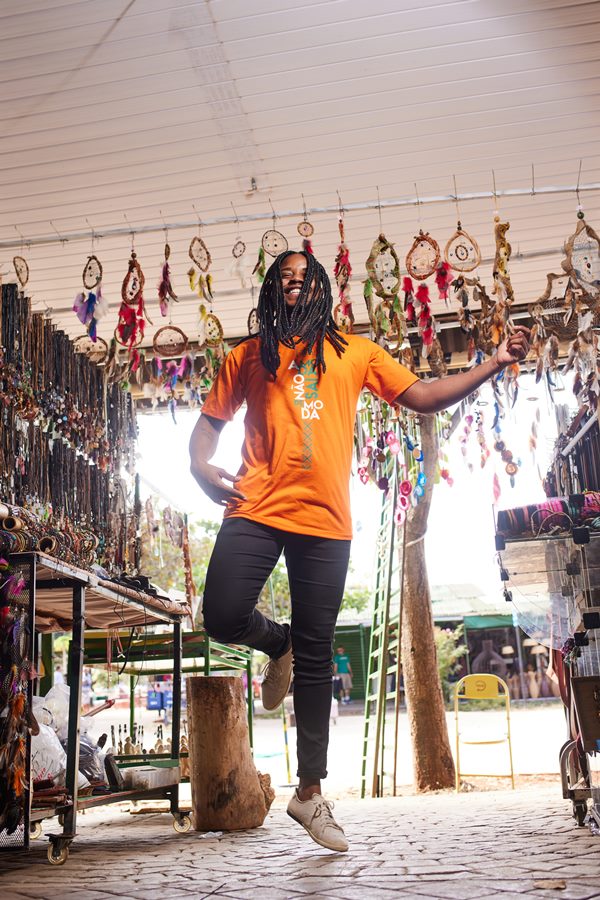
top-left (301, 193), bottom-right (308, 222)
top-left (230, 200), bottom-right (241, 237)
top-left (159, 210), bottom-right (168, 244)
top-left (376, 186), bottom-right (383, 232)
top-left (531, 163), bottom-right (536, 198)
top-left (123, 213), bottom-right (135, 251)
top-left (49, 221), bottom-right (67, 246)
top-left (576, 159), bottom-right (584, 218)
top-left (268, 196), bottom-right (278, 228)
top-left (13, 225), bottom-right (28, 253)
top-left (452, 174), bottom-right (461, 228)
top-left (492, 170), bottom-right (499, 218)
top-left (192, 204), bottom-right (203, 233)
top-left (85, 218), bottom-right (97, 253)
top-left (336, 189), bottom-right (344, 221)
top-left (414, 182), bottom-right (422, 229)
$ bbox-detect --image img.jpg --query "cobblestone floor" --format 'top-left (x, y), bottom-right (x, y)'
top-left (1, 785), bottom-right (599, 900)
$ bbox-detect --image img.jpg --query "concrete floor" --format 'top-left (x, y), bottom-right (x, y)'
top-left (1, 784), bottom-right (599, 899)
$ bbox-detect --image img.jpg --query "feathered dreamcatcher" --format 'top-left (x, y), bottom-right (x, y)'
top-left (254, 210), bottom-right (288, 283)
top-left (188, 234), bottom-right (213, 303)
top-left (333, 216), bottom-right (353, 333)
top-left (158, 241), bottom-right (177, 317)
top-left (73, 254), bottom-right (109, 341)
top-left (364, 233), bottom-right (404, 347)
top-left (444, 224), bottom-right (481, 274)
top-left (73, 334), bottom-right (109, 366)
top-left (297, 197), bottom-right (314, 255)
top-left (115, 250), bottom-right (149, 369)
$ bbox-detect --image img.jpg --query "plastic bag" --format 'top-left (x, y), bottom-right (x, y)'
top-left (31, 723), bottom-right (66, 785)
top-left (76, 733), bottom-right (106, 784)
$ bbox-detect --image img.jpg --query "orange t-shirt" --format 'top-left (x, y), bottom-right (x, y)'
top-left (201, 334), bottom-right (418, 540)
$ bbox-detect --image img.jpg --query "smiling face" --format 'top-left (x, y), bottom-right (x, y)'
top-left (280, 253), bottom-right (310, 308)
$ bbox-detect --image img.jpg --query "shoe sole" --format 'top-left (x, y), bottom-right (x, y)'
top-left (261, 669), bottom-right (293, 711)
top-left (287, 810), bottom-right (348, 853)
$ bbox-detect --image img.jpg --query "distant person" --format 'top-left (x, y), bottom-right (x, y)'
top-left (333, 646), bottom-right (353, 704)
top-left (82, 668), bottom-right (93, 709)
top-left (54, 665), bottom-right (65, 686)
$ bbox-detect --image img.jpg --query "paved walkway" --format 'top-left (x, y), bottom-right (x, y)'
top-left (1, 785), bottom-right (599, 899)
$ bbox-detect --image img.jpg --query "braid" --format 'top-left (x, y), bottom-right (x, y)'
top-left (257, 250), bottom-right (347, 378)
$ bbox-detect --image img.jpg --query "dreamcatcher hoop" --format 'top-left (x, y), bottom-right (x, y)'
top-left (444, 227), bottom-right (481, 273)
top-left (73, 334), bottom-right (109, 364)
top-left (121, 253), bottom-right (145, 305)
top-left (114, 325), bottom-right (143, 349)
top-left (82, 255), bottom-right (103, 290)
top-left (406, 231), bottom-right (440, 281)
top-left (262, 229), bottom-right (288, 257)
top-left (153, 325), bottom-right (189, 358)
top-left (189, 236), bottom-right (212, 272)
top-left (365, 234), bottom-right (400, 299)
top-left (13, 256), bottom-right (29, 288)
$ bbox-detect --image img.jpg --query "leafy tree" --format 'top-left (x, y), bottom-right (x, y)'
top-left (434, 624), bottom-right (467, 705)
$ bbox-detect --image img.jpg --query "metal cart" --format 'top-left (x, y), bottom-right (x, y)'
top-left (5, 551), bottom-right (190, 865)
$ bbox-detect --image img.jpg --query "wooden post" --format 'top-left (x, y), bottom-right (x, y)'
top-left (186, 676), bottom-right (275, 831)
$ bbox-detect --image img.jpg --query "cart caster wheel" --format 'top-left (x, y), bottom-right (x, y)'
top-left (573, 801), bottom-right (588, 827)
top-left (30, 822), bottom-right (42, 840)
top-left (47, 843), bottom-right (69, 865)
top-left (173, 815), bottom-right (192, 834)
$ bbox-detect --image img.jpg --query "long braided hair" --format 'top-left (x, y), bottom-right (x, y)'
top-left (257, 250), bottom-right (347, 378)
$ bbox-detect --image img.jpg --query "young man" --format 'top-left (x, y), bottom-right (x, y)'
top-left (190, 250), bottom-right (529, 852)
top-left (333, 646), bottom-right (353, 703)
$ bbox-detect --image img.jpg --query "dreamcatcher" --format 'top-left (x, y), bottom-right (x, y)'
top-left (333, 215), bottom-right (353, 333)
top-left (444, 224), bottom-right (481, 274)
top-left (247, 282), bottom-right (260, 336)
top-left (115, 250), bottom-right (149, 368)
top-left (563, 310), bottom-right (599, 410)
top-left (12, 256), bottom-right (29, 292)
top-left (364, 233), bottom-right (414, 369)
top-left (229, 206), bottom-right (250, 289)
top-left (153, 325), bottom-right (188, 358)
top-left (158, 241), bottom-right (177, 317)
top-left (297, 196), bottom-right (314, 255)
top-left (73, 254), bottom-right (109, 341)
top-left (490, 217), bottom-right (515, 341)
top-left (405, 230), bottom-right (440, 281)
top-left (188, 233), bottom-right (213, 303)
top-left (254, 207), bottom-right (288, 282)
top-left (562, 215), bottom-right (600, 305)
top-left (73, 334), bottom-right (109, 365)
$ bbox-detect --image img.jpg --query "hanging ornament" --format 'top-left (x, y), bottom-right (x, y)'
top-left (405, 230), bottom-right (440, 281)
top-left (247, 283), bottom-right (260, 336)
top-left (252, 246), bottom-right (267, 283)
top-left (233, 239), bottom-right (246, 259)
top-left (73, 254), bottom-right (108, 341)
top-left (189, 235), bottom-right (211, 272)
top-left (333, 216), bottom-right (353, 333)
top-left (434, 260), bottom-right (453, 303)
top-left (444, 225), bottom-right (481, 273)
top-left (198, 304), bottom-right (224, 348)
top-left (416, 283), bottom-right (434, 355)
top-left (262, 228), bottom-right (288, 257)
top-left (364, 233), bottom-right (406, 350)
top-left (116, 251), bottom-right (147, 369)
top-left (297, 195), bottom-right (314, 255)
top-left (158, 242), bottom-right (177, 317)
top-left (73, 334), bottom-right (109, 365)
top-left (366, 234), bottom-right (401, 299)
top-left (562, 310), bottom-right (599, 408)
top-left (491, 217), bottom-right (515, 309)
top-left (153, 325), bottom-right (189, 358)
top-left (13, 256), bottom-right (29, 289)
top-left (561, 215), bottom-right (600, 304)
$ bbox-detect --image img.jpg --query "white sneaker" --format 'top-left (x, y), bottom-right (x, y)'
top-left (287, 790), bottom-right (349, 852)
top-left (261, 644), bottom-right (293, 711)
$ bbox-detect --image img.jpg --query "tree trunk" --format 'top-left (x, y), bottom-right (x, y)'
top-left (186, 676), bottom-right (275, 830)
top-left (401, 414), bottom-right (456, 791)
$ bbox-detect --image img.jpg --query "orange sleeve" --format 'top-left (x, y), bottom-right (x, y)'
top-left (201, 345), bottom-right (246, 421)
top-left (363, 342), bottom-right (419, 404)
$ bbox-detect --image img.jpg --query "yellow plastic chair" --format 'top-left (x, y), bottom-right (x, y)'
top-left (454, 673), bottom-right (515, 792)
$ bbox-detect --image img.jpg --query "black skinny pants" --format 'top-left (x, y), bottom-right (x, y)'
top-left (202, 517), bottom-right (351, 781)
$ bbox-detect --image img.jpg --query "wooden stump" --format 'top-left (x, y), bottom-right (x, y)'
top-left (186, 676), bottom-right (275, 831)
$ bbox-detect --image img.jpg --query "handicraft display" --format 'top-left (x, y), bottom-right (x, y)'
top-left (158, 242), bottom-right (178, 317)
top-left (73, 254), bottom-right (108, 342)
top-left (333, 217), bottom-right (353, 333)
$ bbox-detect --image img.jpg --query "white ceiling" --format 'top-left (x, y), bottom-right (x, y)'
top-left (1, 0), bottom-right (600, 347)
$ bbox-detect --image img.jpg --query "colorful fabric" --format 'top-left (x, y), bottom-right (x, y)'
top-left (496, 492), bottom-right (600, 538)
top-left (201, 334), bottom-right (418, 540)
